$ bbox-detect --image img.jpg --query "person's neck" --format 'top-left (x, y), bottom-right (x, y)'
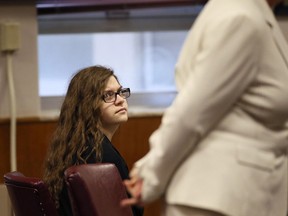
top-left (101, 126), bottom-right (118, 141)
top-left (103, 132), bottom-right (113, 141)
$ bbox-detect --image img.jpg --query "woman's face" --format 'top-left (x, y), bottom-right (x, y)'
top-left (100, 76), bottom-right (129, 131)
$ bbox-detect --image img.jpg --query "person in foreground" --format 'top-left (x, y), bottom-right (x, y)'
top-left (43, 65), bottom-right (143, 216)
top-left (122, 0), bottom-right (288, 215)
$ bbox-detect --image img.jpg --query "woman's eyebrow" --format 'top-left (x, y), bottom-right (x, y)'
top-left (104, 85), bottom-right (122, 91)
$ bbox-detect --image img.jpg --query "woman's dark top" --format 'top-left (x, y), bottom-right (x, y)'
top-left (58, 135), bottom-right (144, 216)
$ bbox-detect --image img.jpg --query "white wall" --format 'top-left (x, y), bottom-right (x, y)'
top-left (0, 5), bottom-right (40, 118)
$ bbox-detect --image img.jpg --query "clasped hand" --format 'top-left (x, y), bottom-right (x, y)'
top-left (121, 168), bottom-right (144, 207)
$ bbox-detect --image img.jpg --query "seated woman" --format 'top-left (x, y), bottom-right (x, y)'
top-left (43, 65), bottom-right (143, 216)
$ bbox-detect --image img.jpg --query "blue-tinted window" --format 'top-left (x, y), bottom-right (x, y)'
top-left (38, 31), bottom-right (187, 96)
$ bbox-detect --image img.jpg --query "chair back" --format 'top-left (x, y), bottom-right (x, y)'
top-left (4, 171), bottom-right (58, 216)
top-left (65, 163), bottom-right (133, 216)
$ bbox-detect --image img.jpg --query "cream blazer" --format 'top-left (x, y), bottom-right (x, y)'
top-left (134, 0), bottom-right (288, 216)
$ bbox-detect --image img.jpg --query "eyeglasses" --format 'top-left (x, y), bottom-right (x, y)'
top-left (102, 88), bottom-right (131, 103)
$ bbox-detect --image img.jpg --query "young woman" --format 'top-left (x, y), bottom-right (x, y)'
top-left (43, 65), bottom-right (143, 216)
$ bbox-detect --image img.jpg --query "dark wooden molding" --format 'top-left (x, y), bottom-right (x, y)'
top-left (36, 0), bottom-right (207, 15)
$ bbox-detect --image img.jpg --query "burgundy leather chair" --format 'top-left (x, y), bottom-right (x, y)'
top-left (3, 171), bottom-right (58, 216)
top-left (65, 163), bottom-right (133, 216)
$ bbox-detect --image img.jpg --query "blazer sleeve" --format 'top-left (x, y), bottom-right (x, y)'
top-left (134, 14), bottom-right (264, 202)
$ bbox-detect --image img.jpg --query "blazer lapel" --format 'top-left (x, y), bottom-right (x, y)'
top-left (271, 24), bottom-right (288, 68)
top-left (258, 0), bottom-right (288, 68)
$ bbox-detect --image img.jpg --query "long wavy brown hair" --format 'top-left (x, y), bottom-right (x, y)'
top-left (43, 65), bottom-right (118, 208)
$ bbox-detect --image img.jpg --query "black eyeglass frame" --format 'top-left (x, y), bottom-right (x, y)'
top-left (102, 88), bottom-right (131, 103)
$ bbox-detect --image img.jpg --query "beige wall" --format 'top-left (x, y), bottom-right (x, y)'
top-left (0, 5), bottom-right (40, 118)
top-left (0, 184), bottom-right (12, 216)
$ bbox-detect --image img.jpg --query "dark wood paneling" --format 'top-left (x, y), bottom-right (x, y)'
top-left (0, 123), bottom-right (10, 179)
top-left (113, 116), bottom-right (161, 169)
top-left (17, 120), bottom-right (57, 178)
